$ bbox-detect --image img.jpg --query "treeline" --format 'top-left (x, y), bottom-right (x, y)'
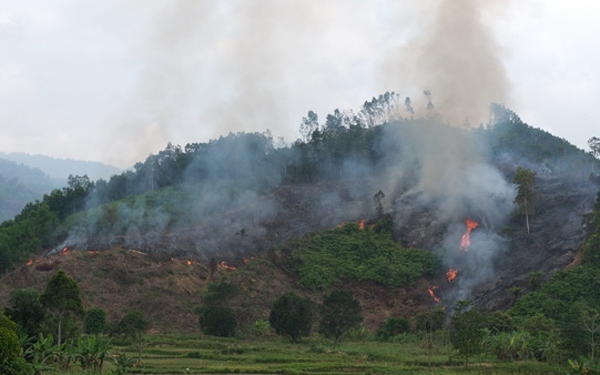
top-left (0, 98), bottom-right (596, 273)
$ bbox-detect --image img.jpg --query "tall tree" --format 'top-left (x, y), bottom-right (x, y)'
top-left (118, 311), bottom-right (150, 366)
top-left (269, 293), bottom-right (315, 343)
top-left (299, 111), bottom-right (319, 142)
top-left (513, 167), bottom-right (536, 235)
top-left (318, 290), bottom-right (362, 344)
top-left (39, 270), bottom-right (83, 346)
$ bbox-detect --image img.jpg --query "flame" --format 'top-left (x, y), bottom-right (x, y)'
top-left (186, 260), bottom-right (192, 265)
top-left (26, 259), bottom-right (33, 266)
top-left (459, 219), bottom-right (479, 252)
top-left (359, 219), bottom-right (365, 230)
top-left (219, 261), bottom-right (237, 271)
top-left (243, 257), bottom-right (249, 264)
top-left (428, 286), bottom-right (441, 303)
top-left (61, 247), bottom-right (69, 255)
top-left (447, 268), bottom-right (458, 282)
top-left (87, 251), bottom-right (99, 254)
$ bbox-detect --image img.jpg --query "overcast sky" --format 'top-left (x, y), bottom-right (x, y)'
top-left (1, 0), bottom-right (599, 169)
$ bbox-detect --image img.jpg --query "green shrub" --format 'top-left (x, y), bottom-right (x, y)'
top-left (376, 317), bottom-right (411, 341)
top-left (269, 293), bottom-right (315, 342)
top-left (84, 307), bottom-right (106, 335)
top-left (198, 306), bottom-right (237, 338)
top-left (288, 222), bottom-right (439, 290)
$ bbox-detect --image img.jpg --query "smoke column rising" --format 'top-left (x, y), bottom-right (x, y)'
top-left (382, 0), bottom-right (511, 125)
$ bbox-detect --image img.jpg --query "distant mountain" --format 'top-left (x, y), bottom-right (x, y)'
top-left (0, 158), bottom-right (56, 222)
top-left (0, 152), bottom-right (121, 186)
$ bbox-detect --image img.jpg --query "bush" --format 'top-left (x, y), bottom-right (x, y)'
top-left (288, 223), bottom-right (439, 290)
top-left (415, 309), bottom-right (445, 333)
top-left (84, 308), bottom-right (106, 335)
top-left (318, 290), bottom-right (363, 343)
top-left (198, 306), bottom-right (237, 337)
top-left (376, 317), bottom-right (411, 341)
top-left (269, 293), bottom-right (315, 342)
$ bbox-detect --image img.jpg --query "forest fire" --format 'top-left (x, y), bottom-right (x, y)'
top-left (26, 259), bottom-right (33, 266)
top-left (186, 260), bottom-right (192, 265)
top-left (219, 261), bottom-right (237, 271)
top-left (359, 219), bottom-right (365, 230)
top-left (428, 286), bottom-right (441, 303)
top-left (459, 219), bottom-right (479, 252)
top-left (61, 247), bottom-right (69, 255)
top-left (447, 268), bottom-right (458, 282)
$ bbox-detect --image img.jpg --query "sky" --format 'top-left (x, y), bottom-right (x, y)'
top-left (1, 0), bottom-right (599, 169)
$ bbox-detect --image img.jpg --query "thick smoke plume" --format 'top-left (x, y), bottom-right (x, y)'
top-left (377, 0), bottom-right (516, 305)
top-left (382, 0), bottom-right (510, 125)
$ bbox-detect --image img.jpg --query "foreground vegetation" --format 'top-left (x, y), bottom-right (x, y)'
top-left (43, 332), bottom-right (564, 375)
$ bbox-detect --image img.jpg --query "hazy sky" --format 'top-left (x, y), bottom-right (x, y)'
top-left (1, 0), bottom-right (599, 169)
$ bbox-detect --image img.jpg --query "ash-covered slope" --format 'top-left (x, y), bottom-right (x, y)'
top-left (473, 174), bottom-right (598, 311)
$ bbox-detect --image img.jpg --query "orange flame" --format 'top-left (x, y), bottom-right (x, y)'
top-left (460, 219), bottom-right (479, 252)
top-left (61, 247), bottom-right (69, 255)
top-left (243, 258), bottom-right (249, 264)
top-left (359, 219), bottom-right (366, 230)
top-left (26, 259), bottom-right (33, 266)
top-left (219, 261), bottom-right (237, 271)
top-left (428, 286), bottom-right (441, 303)
top-left (186, 260), bottom-right (192, 265)
top-left (447, 268), bottom-right (458, 282)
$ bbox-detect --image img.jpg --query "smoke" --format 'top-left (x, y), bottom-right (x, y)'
top-left (381, 0), bottom-right (511, 126)
top-left (103, 0), bottom-right (220, 168)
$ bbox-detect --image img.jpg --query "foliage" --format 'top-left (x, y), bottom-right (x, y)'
top-left (0, 313), bottom-right (32, 375)
top-left (288, 222), bottom-right (438, 290)
top-left (75, 334), bottom-right (111, 371)
top-left (450, 300), bottom-right (486, 365)
top-left (376, 317), bottom-right (411, 341)
top-left (197, 281), bottom-right (238, 338)
top-left (485, 311), bottom-right (515, 335)
top-left (318, 290), bottom-right (363, 344)
top-left (39, 270), bottom-right (83, 346)
top-left (269, 293), bottom-right (315, 342)
top-left (513, 167), bottom-right (536, 235)
top-left (5, 289), bottom-right (44, 338)
top-left (84, 308), bottom-right (106, 335)
top-left (583, 191), bottom-right (600, 266)
top-left (198, 306), bottom-right (237, 338)
top-left (415, 308), bottom-right (445, 333)
top-left (117, 311), bottom-right (149, 365)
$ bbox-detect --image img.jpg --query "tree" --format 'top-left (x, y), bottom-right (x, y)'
top-left (84, 308), bottom-right (106, 335)
top-left (197, 281), bottom-right (238, 337)
top-left (589, 137), bottom-right (600, 159)
top-left (39, 270), bottom-right (83, 346)
top-left (0, 313), bottom-right (31, 375)
top-left (582, 308), bottom-right (600, 362)
top-left (513, 167), bottom-right (536, 234)
top-left (450, 300), bottom-right (486, 366)
top-left (376, 317), bottom-right (411, 341)
top-left (5, 289), bottom-right (44, 338)
top-left (299, 111), bottom-right (319, 142)
top-left (198, 305), bottom-right (237, 337)
top-left (318, 290), bottom-right (362, 344)
top-left (269, 293), bottom-right (315, 342)
top-left (118, 311), bottom-right (150, 366)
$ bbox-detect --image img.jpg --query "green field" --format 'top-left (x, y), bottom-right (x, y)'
top-left (46, 332), bottom-right (565, 375)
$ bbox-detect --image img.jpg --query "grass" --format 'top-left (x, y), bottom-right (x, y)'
top-left (46, 332), bottom-right (566, 374)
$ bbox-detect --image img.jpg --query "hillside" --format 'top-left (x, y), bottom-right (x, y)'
top-left (0, 158), bottom-right (55, 223)
top-left (0, 103), bottom-right (599, 343)
top-left (0, 221), bottom-right (440, 333)
top-left (0, 152), bottom-right (121, 185)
